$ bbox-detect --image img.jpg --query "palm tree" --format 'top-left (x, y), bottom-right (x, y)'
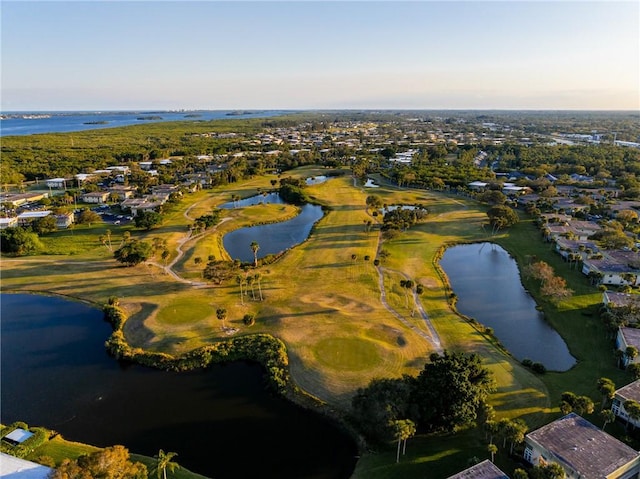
top-left (601, 409), bottom-right (615, 431)
top-left (216, 308), bottom-right (227, 330)
top-left (624, 400), bottom-right (640, 430)
top-left (626, 346), bottom-right (639, 367)
top-left (235, 275), bottom-right (245, 305)
top-left (487, 443), bottom-right (498, 463)
top-left (254, 273), bottom-right (264, 301)
top-left (250, 241), bottom-right (260, 267)
top-left (152, 449), bottom-right (180, 479)
top-left (392, 419), bottom-right (416, 463)
top-left (596, 377), bottom-right (615, 410)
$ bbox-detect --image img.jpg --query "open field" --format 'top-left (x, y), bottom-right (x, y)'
top-left (2, 165), bottom-right (632, 477)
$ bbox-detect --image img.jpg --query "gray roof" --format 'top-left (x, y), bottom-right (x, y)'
top-left (620, 328), bottom-right (640, 350)
top-left (446, 460), bottom-right (509, 479)
top-left (616, 379), bottom-right (640, 403)
top-left (0, 453), bottom-right (52, 479)
top-left (526, 413), bottom-right (640, 478)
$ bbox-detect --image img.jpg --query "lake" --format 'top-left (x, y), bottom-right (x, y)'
top-left (222, 197), bottom-right (324, 263)
top-left (0, 110), bottom-right (290, 136)
top-left (0, 293), bottom-right (358, 479)
top-left (439, 242), bottom-right (576, 371)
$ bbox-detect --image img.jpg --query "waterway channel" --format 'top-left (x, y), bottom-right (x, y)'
top-left (439, 242), bottom-right (576, 371)
top-left (220, 194), bottom-right (324, 263)
top-left (0, 293), bottom-right (358, 478)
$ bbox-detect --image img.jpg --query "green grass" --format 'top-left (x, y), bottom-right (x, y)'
top-left (155, 296), bottom-right (214, 325)
top-left (313, 337), bottom-right (384, 371)
top-left (27, 435), bottom-right (100, 465)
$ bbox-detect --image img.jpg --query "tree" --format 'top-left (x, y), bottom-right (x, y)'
top-left (250, 241), bottom-right (260, 267)
top-left (487, 443), bottom-right (498, 463)
top-left (530, 462), bottom-right (565, 479)
top-left (151, 449), bottom-right (180, 479)
top-left (351, 377), bottom-right (415, 443)
top-left (624, 400), bottom-right (640, 429)
top-left (513, 469), bottom-right (529, 479)
top-left (254, 273), bottom-right (264, 301)
top-left (50, 445), bottom-right (147, 479)
top-left (366, 195), bottom-right (383, 211)
top-left (77, 209), bottom-right (102, 225)
top-left (114, 239), bottom-right (152, 266)
top-left (32, 215), bottom-right (58, 235)
top-left (413, 351), bottom-right (495, 432)
top-left (486, 205), bottom-right (518, 233)
top-left (626, 346), bottom-right (639, 366)
top-left (596, 377), bottom-right (615, 410)
top-left (0, 227), bottom-right (43, 255)
top-left (392, 419), bottom-right (416, 463)
top-left (135, 210), bottom-right (162, 230)
top-left (601, 409), bottom-right (615, 431)
top-left (216, 307), bottom-right (227, 330)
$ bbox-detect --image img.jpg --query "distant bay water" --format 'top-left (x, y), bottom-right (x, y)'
top-left (0, 110), bottom-right (291, 136)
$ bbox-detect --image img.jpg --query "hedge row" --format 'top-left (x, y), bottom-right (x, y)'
top-left (103, 305), bottom-right (291, 393)
top-left (1, 422), bottom-right (51, 458)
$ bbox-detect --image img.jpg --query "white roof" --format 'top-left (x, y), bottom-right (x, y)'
top-left (5, 428), bottom-right (33, 443)
top-left (17, 211), bottom-right (51, 219)
top-left (0, 452), bottom-right (52, 478)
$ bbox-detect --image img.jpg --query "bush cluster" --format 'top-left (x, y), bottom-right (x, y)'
top-left (103, 305), bottom-right (291, 393)
top-left (0, 422), bottom-right (50, 458)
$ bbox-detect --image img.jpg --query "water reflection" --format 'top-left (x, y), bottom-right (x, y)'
top-left (440, 243), bottom-right (576, 371)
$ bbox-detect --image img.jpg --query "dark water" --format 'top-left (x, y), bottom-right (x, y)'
top-left (439, 243), bottom-right (576, 371)
top-left (219, 192), bottom-right (286, 209)
top-left (223, 201), bottom-right (324, 263)
top-left (0, 293), bottom-right (357, 479)
top-left (0, 110), bottom-right (290, 137)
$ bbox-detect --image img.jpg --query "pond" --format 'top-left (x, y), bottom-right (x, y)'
top-left (221, 196), bottom-right (324, 263)
top-left (218, 192), bottom-right (285, 209)
top-left (0, 293), bottom-right (358, 479)
top-left (439, 243), bottom-right (576, 371)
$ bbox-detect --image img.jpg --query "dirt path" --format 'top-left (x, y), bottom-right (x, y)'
top-left (377, 265), bottom-right (443, 353)
top-left (149, 202), bottom-right (232, 287)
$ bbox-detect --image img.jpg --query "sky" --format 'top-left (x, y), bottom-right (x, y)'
top-left (1, 1), bottom-right (639, 111)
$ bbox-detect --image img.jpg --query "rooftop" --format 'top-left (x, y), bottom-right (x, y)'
top-left (616, 379), bottom-right (640, 404)
top-left (526, 413), bottom-right (640, 478)
top-left (0, 453), bottom-right (52, 479)
top-left (446, 459), bottom-right (509, 479)
top-left (620, 328), bottom-right (640, 350)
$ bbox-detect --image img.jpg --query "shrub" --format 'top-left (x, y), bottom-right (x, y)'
top-left (531, 362), bottom-right (547, 374)
top-left (243, 314), bottom-right (256, 326)
top-left (521, 358), bottom-right (533, 368)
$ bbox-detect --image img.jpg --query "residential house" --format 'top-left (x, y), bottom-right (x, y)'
top-left (45, 178), bottom-right (67, 189)
top-left (120, 198), bottom-right (163, 216)
top-left (616, 328), bottom-right (640, 365)
top-left (582, 251), bottom-right (640, 287)
top-left (523, 413), bottom-right (640, 479)
top-left (107, 185), bottom-right (136, 200)
top-left (56, 212), bottom-right (74, 229)
top-left (17, 210), bottom-right (51, 226)
top-left (446, 459), bottom-right (509, 479)
top-left (81, 191), bottom-right (110, 204)
top-left (604, 291), bottom-right (640, 311)
top-left (0, 192), bottom-right (48, 208)
top-left (0, 217), bottom-right (18, 229)
top-left (612, 380), bottom-right (640, 428)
